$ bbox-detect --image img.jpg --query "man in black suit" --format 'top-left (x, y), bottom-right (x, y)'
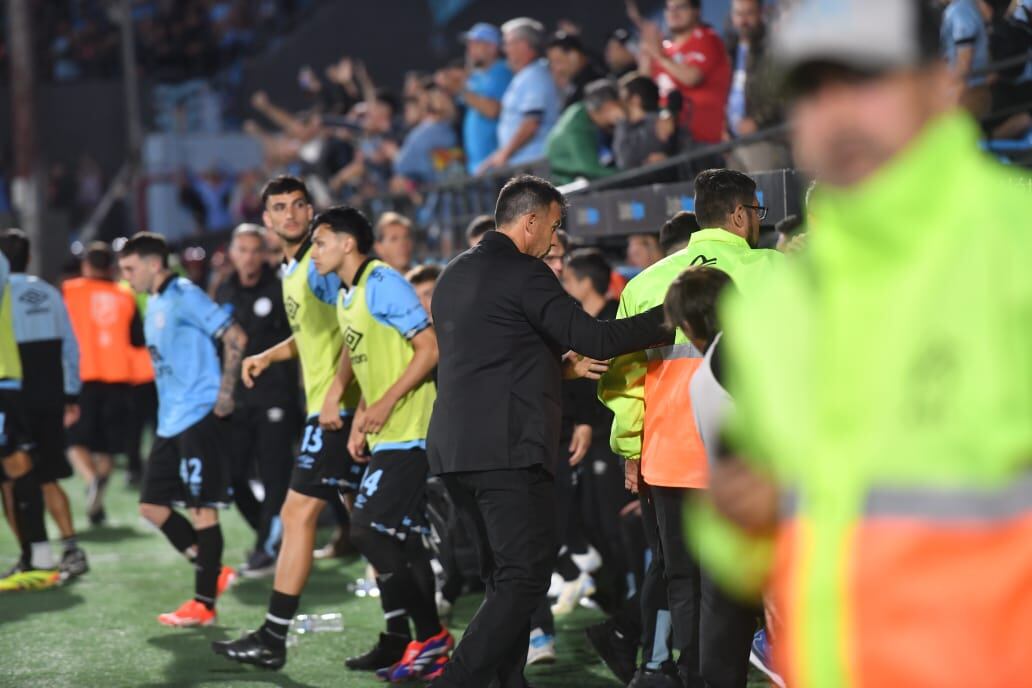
top-left (428, 175), bottom-right (669, 687)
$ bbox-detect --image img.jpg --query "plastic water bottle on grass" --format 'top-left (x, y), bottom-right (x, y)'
top-left (289, 612), bottom-right (344, 641)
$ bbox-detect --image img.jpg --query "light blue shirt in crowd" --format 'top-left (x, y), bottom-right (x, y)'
top-left (497, 59), bottom-right (561, 166)
top-left (726, 42), bottom-right (749, 137)
top-left (941, 0), bottom-right (990, 87)
top-left (145, 276), bottom-right (231, 437)
top-left (463, 59), bottom-right (513, 173)
top-left (393, 119), bottom-right (458, 184)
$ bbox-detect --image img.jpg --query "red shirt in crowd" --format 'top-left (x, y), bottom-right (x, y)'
top-left (651, 25), bottom-right (731, 144)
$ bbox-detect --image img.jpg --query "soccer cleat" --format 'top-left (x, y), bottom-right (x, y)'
top-left (345, 631), bottom-right (409, 671)
top-left (422, 655), bottom-right (449, 680)
top-left (212, 630), bottom-right (287, 670)
top-left (86, 475), bottom-right (109, 523)
top-left (627, 667), bottom-right (685, 688)
top-left (87, 506), bottom-right (107, 527)
top-left (157, 599), bottom-right (216, 627)
top-left (749, 629), bottom-right (786, 688)
top-left (526, 628), bottom-right (556, 666)
top-left (59, 547), bottom-right (90, 582)
top-left (216, 565), bottom-right (237, 597)
top-left (377, 627), bottom-right (454, 681)
top-left (550, 572), bottom-right (596, 616)
top-left (585, 619), bottom-right (638, 684)
top-left (239, 550), bottom-right (276, 579)
top-left (0, 567), bottom-right (61, 592)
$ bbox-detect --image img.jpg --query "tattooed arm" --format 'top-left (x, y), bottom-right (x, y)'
top-left (214, 322), bottom-right (248, 418)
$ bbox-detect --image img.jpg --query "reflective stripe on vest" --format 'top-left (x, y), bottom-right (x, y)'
top-left (774, 477), bottom-right (1032, 688)
top-left (641, 342), bottom-right (708, 489)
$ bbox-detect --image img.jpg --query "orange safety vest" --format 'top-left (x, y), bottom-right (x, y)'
top-left (63, 277), bottom-right (138, 383)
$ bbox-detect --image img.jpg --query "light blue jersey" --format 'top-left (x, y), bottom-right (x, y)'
top-left (497, 59), bottom-right (561, 165)
top-left (941, 0), bottom-right (990, 87)
top-left (145, 275), bottom-right (231, 437)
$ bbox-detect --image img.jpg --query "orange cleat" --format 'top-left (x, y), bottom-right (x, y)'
top-left (158, 599), bottom-right (216, 627)
top-left (216, 565), bottom-right (237, 597)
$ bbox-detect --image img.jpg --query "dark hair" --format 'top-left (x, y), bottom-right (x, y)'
top-left (775, 214), bottom-right (803, 238)
top-left (660, 211), bottom-right (700, 255)
top-left (618, 72), bottom-right (660, 112)
top-left (565, 248), bottom-right (611, 296)
top-left (465, 214), bottom-right (495, 242)
top-left (546, 31), bottom-right (587, 55)
top-left (406, 263), bottom-right (442, 286)
top-left (552, 229), bottom-right (570, 254)
top-left (583, 79), bottom-right (620, 112)
top-left (375, 89), bottom-right (401, 115)
top-left (663, 267), bottom-right (733, 346)
top-left (495, 175), bottom-right (565, 228)
top-left (120, 233), bottom-right (170, 268)
top-left (0, 228), bottom-right (30, 272)
top-left (261, 175), bottom-right (311, 209)
top-left (693, 169), bottom-right (757, 228)
top-left (85, 241), bottom-right (115, 271)
top-left (311, 206), bottom-right (374, 254)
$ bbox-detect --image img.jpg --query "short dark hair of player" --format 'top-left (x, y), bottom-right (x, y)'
top-left (693, 169), bottom-right (758, 229)
top-left (565, 248), bottom-right (611, 296)
top-left (546, 31), bottom-right (587, 56)
top-left (0, 228), bottom-right (30, 272)
top-left (85, 241), bottom-right (116, 272)
top-left (406, 264), bottom-right (442, 286)
top-left (465, 214), bottom-right (495, 243)
top-left (311, 206), bottom-right (374, 255)
top-left (495, 175), bottom-right (566, 228)
top-left (660, 211), bottom-right (700, 255)
top-left (260, 175), bottom-right (311, 209)
top-left (663, 266), bottom-right (733, 346)
top-left (120, 232), bottom-right (170, 268)
top-left (618, 72), bottom-right (660, 112)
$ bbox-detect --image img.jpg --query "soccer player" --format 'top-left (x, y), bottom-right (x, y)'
top-left (212, 176), bottom-right (367, 671)
top-left (0, 229), bottom-right (88, 581)
top-left (119, 233), bottom-right (246, 627)
top-left (311, 206), bottom-right (451, 681)
top-left (0, 250), bottom-right (61, 592)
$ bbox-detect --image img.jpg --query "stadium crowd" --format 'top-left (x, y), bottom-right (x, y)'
top-left (2, 1), bottom-right (1032, 688)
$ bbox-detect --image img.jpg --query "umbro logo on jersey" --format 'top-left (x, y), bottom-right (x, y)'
top-left (343, 326), bottom-right (363, 351)
top-left (284, 296), bottom-right (299, 319)
top-left (18, 288), bottom-right (48, 306)
top-left (690, 254), bottom-right (718, 267)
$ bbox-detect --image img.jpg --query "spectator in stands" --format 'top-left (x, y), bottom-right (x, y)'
top-left (328, 91), bottom-right (400, 198)
top-left (465, 214), bottom-right (495, 248)
top-left (478, 18), bottom-right (561, 173)
top-left (639, 0), bottom-right (732, 144)
top-left (460, 23), bottom-right (513, 175)
top-left (184, 168), bottom-right (235, 233)
top-left (547, 32), bottom-right (608, 109)
top-left (940, 0), bottom-right (992, 116)
top-left (613, 72), bottom-right (678, 169)
top-left (546, 80), bottom-right (622, 184)
top-left (606, 29), bottom-right (639, 80)
top-left (391, 85), bottom-right (459, 191)
top-left (724, 0), bottom-right (790, 172)
top-left (406, 264), bottom-right (443, 322)
top-left (659, 210), bottom-right (700, 255)
top-left (229, 169), bottom-right (264, 225)
top-left (374, 212), bottom-right (414, 273)
top-left (983, 0), bottom-right (1032, 139)
top-left (626, 233), bottom-right (663, 270)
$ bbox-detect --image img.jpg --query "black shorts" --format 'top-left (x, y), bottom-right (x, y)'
top-left (351, 448), bottom-right (430, 541)
top-left (25, 406), bottom-right (72, 483)
top-left (140, 413), bottom-right (232, 509)
top-left (289, 415), bottom-right (365, 501)
top-left (0, 388), bottom-right (33, 469)
top-left (66, 381), bottom-right (128, 454)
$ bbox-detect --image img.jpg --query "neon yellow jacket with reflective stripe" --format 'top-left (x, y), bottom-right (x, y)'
top-left (707, 112), bottom-right (1032, 688)
top-left (599, 229), bottom-right (781, 487)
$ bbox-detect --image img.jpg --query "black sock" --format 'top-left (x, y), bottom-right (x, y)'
top-left (62, 536), bottom-right (79, 553)
top-left (376, 573), bottom-right (412, 638)
top-left (159, 511), bottom-right (198, 563)
top-left (194, 524), bottom-right (223, 610)
top-left (404, 539), bottom-right (444, 640)
top-left (260, 589), bottom-right (299, 649)
top-left (12, 471), bottom-right (47, 548)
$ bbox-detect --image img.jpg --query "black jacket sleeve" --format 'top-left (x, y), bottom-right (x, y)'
top-left (521, 260), bottom-right (670, 359)
top-left (129, 309), bottom-right (146, 348)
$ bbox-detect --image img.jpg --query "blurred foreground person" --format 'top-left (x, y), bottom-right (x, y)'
top-left (706, 1), bottom-right (1032, 687)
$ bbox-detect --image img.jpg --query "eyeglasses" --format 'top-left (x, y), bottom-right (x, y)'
top-left (741, 204), bottom-right (768, 221)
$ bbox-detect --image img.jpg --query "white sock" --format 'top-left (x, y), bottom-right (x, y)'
top-left (30, 541), bottom-right (55, 570)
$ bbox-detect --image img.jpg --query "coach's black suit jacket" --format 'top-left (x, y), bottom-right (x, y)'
top-left (428, 230), bottom-right (668, 476)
